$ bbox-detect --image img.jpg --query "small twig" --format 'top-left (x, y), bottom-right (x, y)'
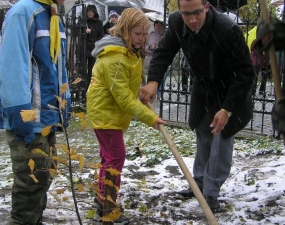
top-left (60, 111), bottom-right (83, 225)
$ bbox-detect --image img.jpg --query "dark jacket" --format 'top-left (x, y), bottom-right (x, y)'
top-left (86, 5), bottom-right (104, 56)
top-left (148, 6), bottom-right (255, 138)
top-left (103, 21), bottom-right (116, 34)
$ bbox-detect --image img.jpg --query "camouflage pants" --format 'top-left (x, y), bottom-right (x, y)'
top-left (6, 131), bottom-right (56, 225)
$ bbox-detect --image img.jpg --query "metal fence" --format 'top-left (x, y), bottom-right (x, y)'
top-left (157, 51), bottom-right (280, 137)
top-left (65, 2), bottom-right (285, 137)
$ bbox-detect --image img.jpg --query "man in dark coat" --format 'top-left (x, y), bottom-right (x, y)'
top-left (85, 4), bottom-right (104, 88)
top-left (140, 0), bottom-right (255, 210)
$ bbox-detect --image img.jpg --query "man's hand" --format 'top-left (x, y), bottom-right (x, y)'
top-left (210, 110), bottom-right (229, 135)
top-left (140, 81), bottom-right (159, 104)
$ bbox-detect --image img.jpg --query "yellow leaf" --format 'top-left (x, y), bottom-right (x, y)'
top-left (101, 208), bottom-right (122, 222)
top-left (28, 159), bottom-right (35, 173)
top-left (70, 111), bottom-right (76, 118)
top-left (71, 78), bottom-right (82, 85)
top-left (106, 195), bottom-right (119, 207)
top-left (49, 146), bottom-right (53, 158)
top-left (51, 156), bottom-right (68, 166)
top-left (62, 196), bottom-right (68, 201)
top-left (70, 154), bottom-right (84, 170)
top-left (41, 125), bottom-right (52, 137)
top-left (61, 144), bottom-right (69, 155)
top-left (31, 148), bottom-right (48, 157)
top-left (94, 170), bottom-right (99, 180)
top-left (70, 155), bottom-right (80, 160)
top-left (114, 185), bottom-right (120, 193)
top-left (29, 174), bottom-right (39, 183)
top-left (20, 110), bottom-right (38, 122)
top-left (87, 163), bottom-right (102, 169)
top-left (102, 179), bottom-right (114, 187)
top-left (55, 123), bottom-right (62, 127)
top-left (77, 183), bottom-right (84, 192)
top-left (78, 155), bottom-right (84, 170)
top-left (69, 147), bottom-right (77, 155)
top-left (60, 83), bottom-right (68, 95)
top-left (56, 188), bottom-right (66, 194)
top-left (54, 144), bottom-right (60, 151)
top-left (49, 192), bottom-right (61, 201)
top-left (106, 168), bottom-right (121, 176)
top-left (55, 95), bottom-right (62, 105)
top-left (88, 181), bottom-right (99, 190)
top-left (80, 118), bottom-right (87, 130)
top-left (86, 209), bottom-right (96, 219)
top-left (97, 193), bottom-right (105, 201)
top-left (61, 99), bottom-right (67, 109)
top-left (75, 112), bottom-right (86, 119)
top-left (48, 169), bottom-right (57, 178)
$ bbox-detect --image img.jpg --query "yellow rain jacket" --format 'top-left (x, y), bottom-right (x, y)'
top-left (87, 36), bottom-right (158, 132)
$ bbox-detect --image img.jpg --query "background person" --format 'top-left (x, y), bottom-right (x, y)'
top-left (85, 4), bottom-right (104, 89)
top-left (250, 39), bottom-right (270, 95)
top-left (142, 20), bottom-right (164, 87)
top-left (103, 10), bottom-right (119, 34)
top-left (87, 8), bottom-right (166, 224)
top-left (140, 0), bottom-right (255, 211)
top-left (180, 52), bottom-right (193, 94)
top-left (0, 0), bottom-right (71, 224)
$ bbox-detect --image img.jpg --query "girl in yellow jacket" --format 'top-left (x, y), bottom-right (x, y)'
top-left (87, 8), bottom-right (166, 223)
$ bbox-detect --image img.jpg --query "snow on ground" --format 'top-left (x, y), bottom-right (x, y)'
top-left (0, 123), bottom-right (285, 225)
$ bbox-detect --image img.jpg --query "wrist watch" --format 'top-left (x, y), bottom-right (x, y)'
top-left (221, 109), bottom-right (232, 118)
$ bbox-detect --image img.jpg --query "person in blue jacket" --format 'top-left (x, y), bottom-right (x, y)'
top-left (0, 0), bottom-right (71, 224)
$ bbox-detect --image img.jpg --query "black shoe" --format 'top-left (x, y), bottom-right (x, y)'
top-left (205, 196), bottom-right (220, 211)
top-left (94, 198), bottom-right (103, 221)
top-left (177, 187), bottom-right (202, 198)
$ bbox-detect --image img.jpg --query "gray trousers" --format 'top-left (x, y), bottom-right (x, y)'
top-left (193, 112), bottom-right (234, 197)
top-left (6, 131), bottom-right (56, 225)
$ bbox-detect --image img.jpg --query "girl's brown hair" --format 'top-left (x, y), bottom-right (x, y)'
top-left (109, 8), bottom-right (150, 56)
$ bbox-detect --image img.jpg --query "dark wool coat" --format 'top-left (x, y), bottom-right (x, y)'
top-left (148, 6), bottom-right (255, 138)
top-left (86, 5), bottom-right (104, 56)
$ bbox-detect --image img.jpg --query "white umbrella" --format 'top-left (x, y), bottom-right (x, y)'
top-left (269, 0), bottom-right (284, 6)
top-left (65, 0), bottom-right (109, 25)
top-left (223, 12), bottom-right (243, 24)
top-left (145, 11), bottom-right (163, 22)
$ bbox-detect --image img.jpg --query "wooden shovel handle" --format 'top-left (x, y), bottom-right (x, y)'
top-left (147, 101), bottom-right (218, 225)
top-left (259, 0), bottom-right (282, 99)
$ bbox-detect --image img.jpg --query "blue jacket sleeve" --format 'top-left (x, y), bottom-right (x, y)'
top-left (5, 104), bottom-right (35, 144)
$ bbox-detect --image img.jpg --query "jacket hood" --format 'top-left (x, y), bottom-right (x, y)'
top-left (91, 35), bottom-right (126, 57)
top-left (87, 4), bottom-right (99, 19)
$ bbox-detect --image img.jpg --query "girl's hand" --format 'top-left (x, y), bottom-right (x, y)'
top-left (152, 118), bottom-right (166, 130)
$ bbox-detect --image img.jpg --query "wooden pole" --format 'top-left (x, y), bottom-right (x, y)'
top-left (259, 0), bottom-right (282, 99)
top-left (259, 0), bottom-right (285, 145)
top-left (147, 102), bottom-right (218, 225)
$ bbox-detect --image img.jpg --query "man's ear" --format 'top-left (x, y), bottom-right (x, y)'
top-left (205, 2), bottom-right (210, 12)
